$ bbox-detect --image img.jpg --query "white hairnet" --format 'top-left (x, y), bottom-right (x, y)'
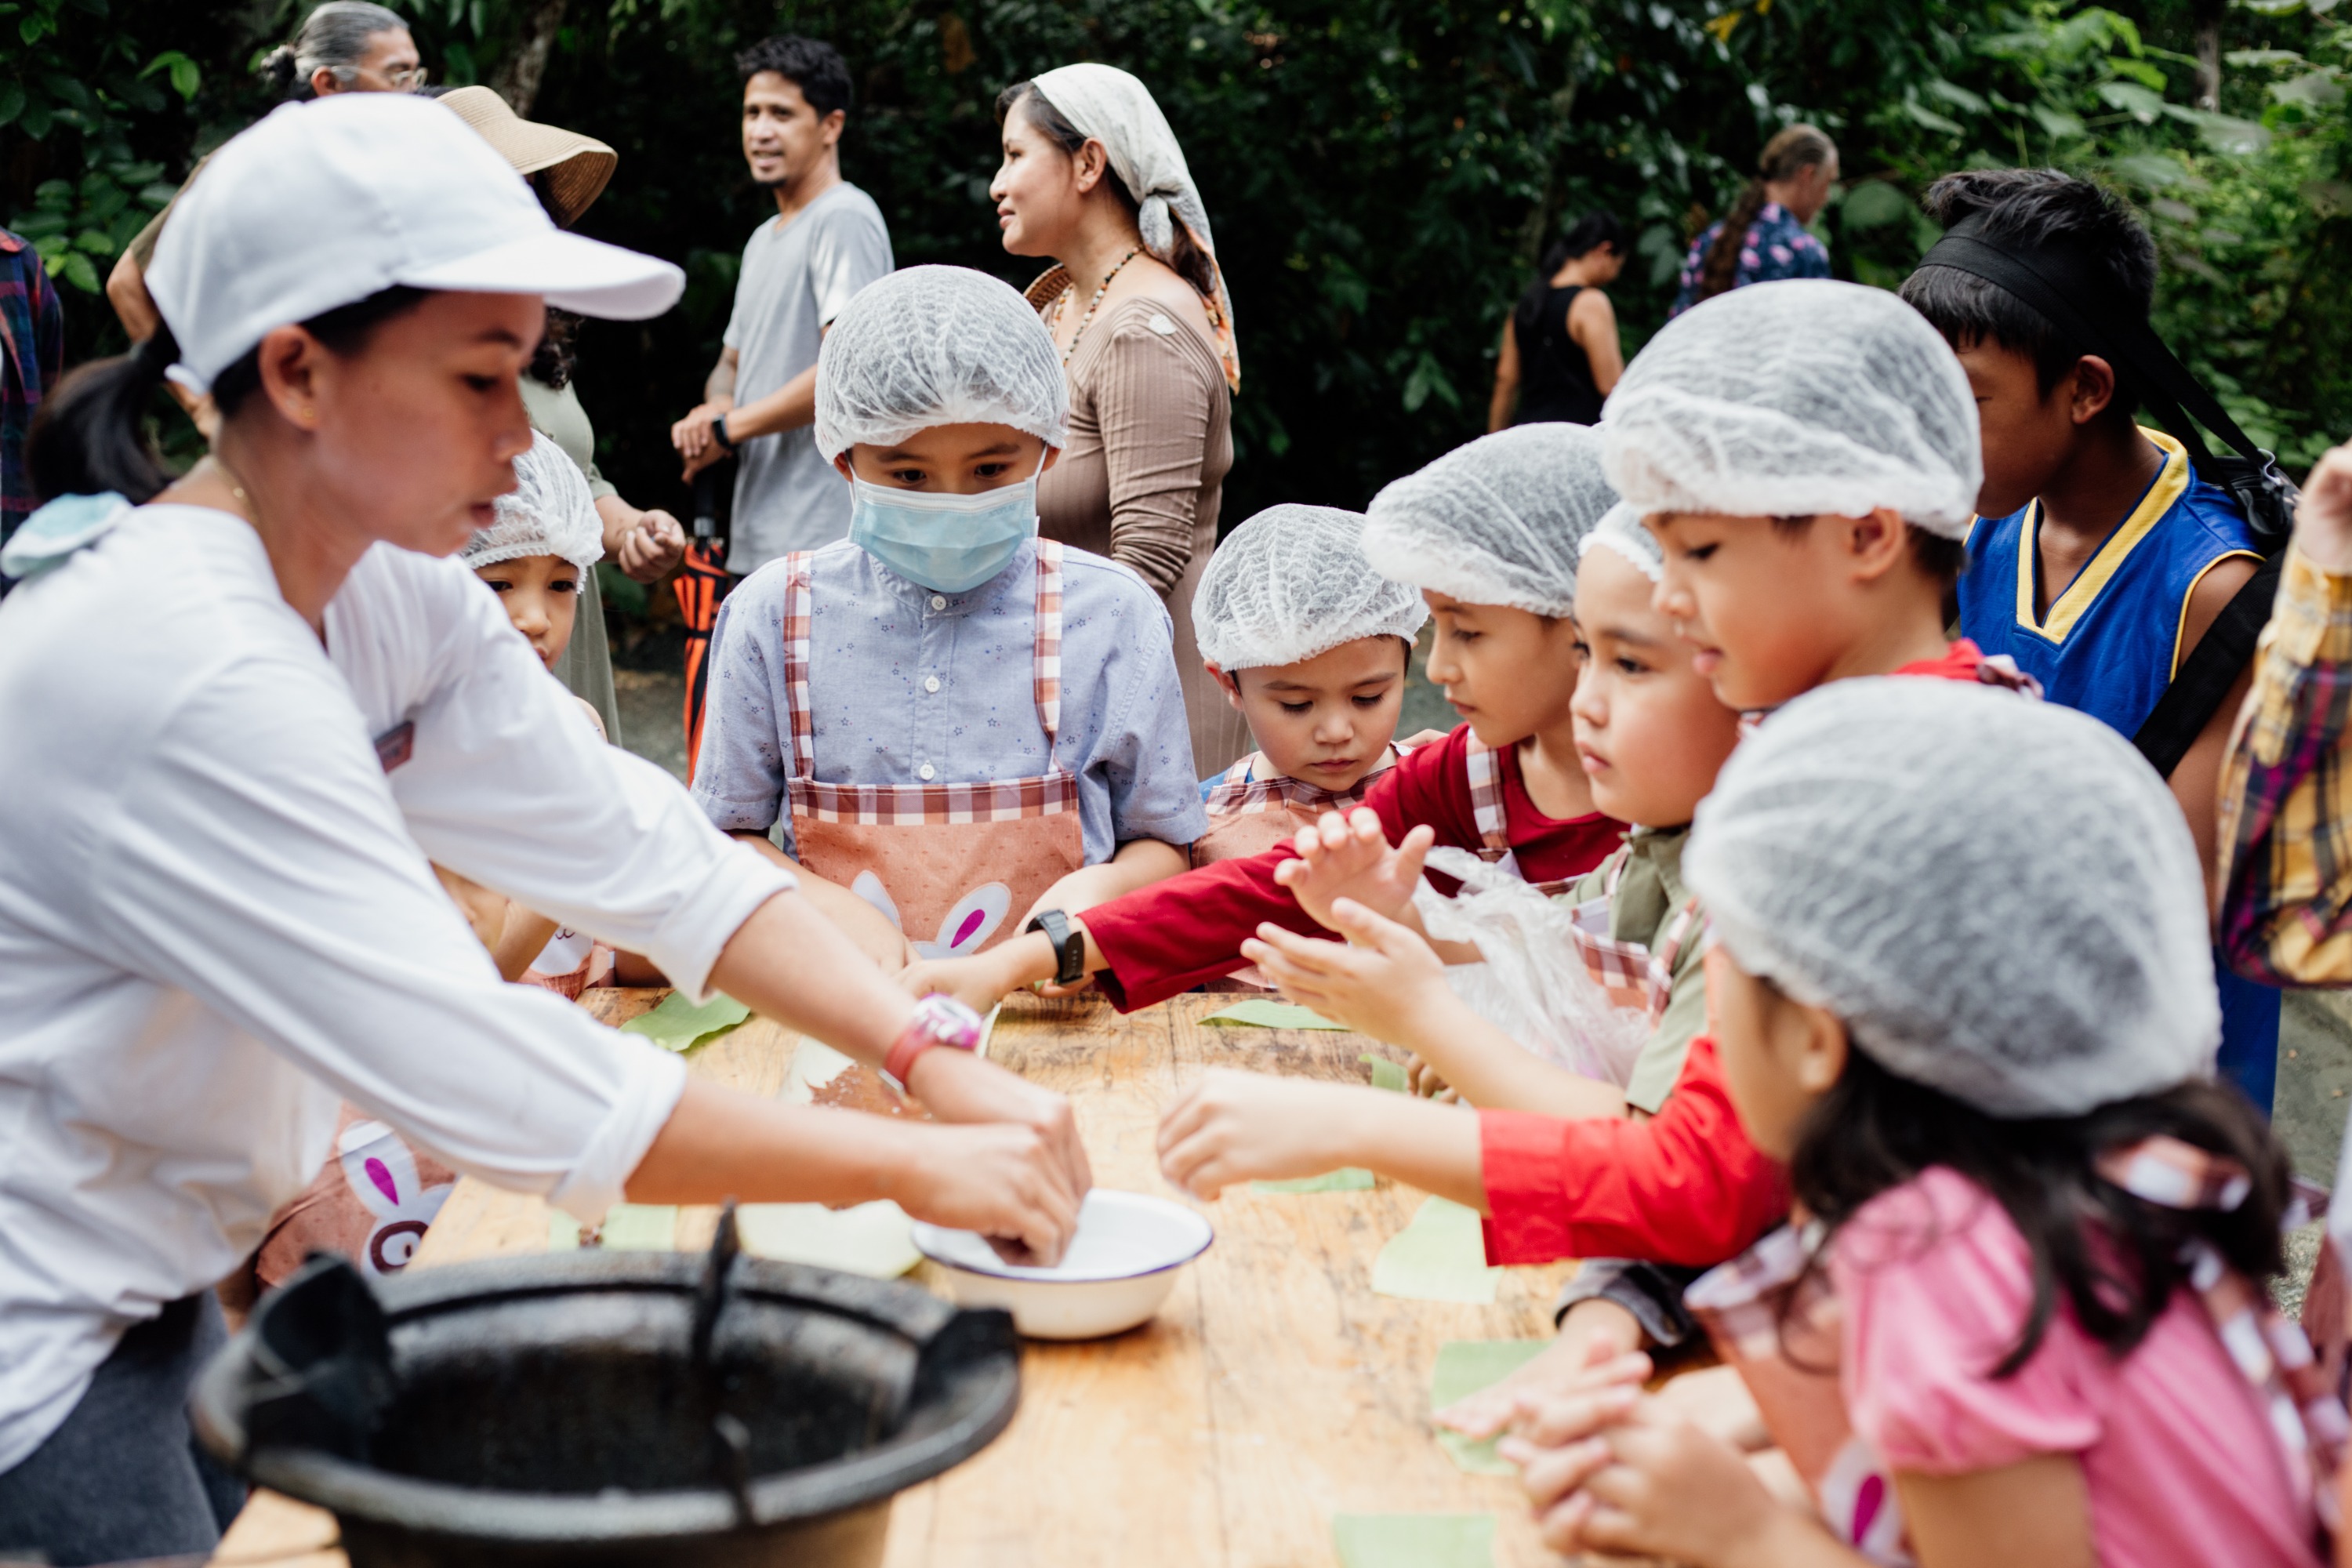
top-left (1599, 280), bottom-right (1983, 539)
top-left (1193, 505), bottom-right (1429, 671)
top-left (464, 432), bottom-right (604, 574)
top-left (813, 266), bottom-right (1069, 460)
top-left (1684, 679), bottom-right (2218, 1117)
top-left (1579, 502), bottom-right (1664, 583)
top-left (1027, 64), bottom-right (1239, 389)
top-left (1361, 424), bottom-right (1617, 616)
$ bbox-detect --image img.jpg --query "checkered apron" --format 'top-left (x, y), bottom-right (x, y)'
top-left (781, 542), bottom-right (1085, 959)
top-left (1564, 855), bottom-right (1704, 1022)
top-left (1189, 744), bottom-right (1410, 867)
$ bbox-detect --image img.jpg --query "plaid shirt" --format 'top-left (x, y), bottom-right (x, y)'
top-left (0, 230), bottom-right (64, 568)
top-left (2216, 545), bottom-right (2352, 985)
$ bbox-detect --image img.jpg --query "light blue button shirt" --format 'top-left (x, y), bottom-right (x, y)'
top-left (692, 538), bottom-right (1207, 863)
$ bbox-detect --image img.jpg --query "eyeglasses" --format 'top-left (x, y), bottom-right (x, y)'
top-left (387, 64), bottom-right (430, 90)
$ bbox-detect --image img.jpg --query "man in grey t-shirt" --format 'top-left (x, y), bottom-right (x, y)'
top-left (671, 35), bottom-right (892, 575)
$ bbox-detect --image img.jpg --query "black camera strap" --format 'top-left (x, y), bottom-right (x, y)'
top-left (1918, 216), bottom-right (2299, 776)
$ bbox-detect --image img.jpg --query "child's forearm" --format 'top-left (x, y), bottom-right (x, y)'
top-left (1334, 1090), bottom-right (1489, 1210)
top-left (1026, 839), bottom-right (1189, 923)
top-left (728, 831), bottom-right (909, 972)
top-left (1392, 989), bottom-right (1630, 1119)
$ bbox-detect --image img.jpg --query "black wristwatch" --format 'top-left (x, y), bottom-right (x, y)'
top-left (710, 412), bottom-right (738, 453)
top-left (1025, 910), bottom-right (1086, 986)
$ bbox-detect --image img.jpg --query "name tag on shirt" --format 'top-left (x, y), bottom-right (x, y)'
top-left (374, 720), bottom-right (416, 773)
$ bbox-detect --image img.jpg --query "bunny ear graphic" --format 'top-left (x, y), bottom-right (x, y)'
top-left (850, 870), bottom-right (906, 932)
top-left (915, 883), bottom-right (1013, 960)
top-left (337, 1120), bottom-right (419, 1224)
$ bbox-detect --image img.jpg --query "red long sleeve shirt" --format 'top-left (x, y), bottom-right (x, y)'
top-left (1086, 724), bottom-right (1624, 1011)
top-left (1476, 642), bottom-right (1998, 1269)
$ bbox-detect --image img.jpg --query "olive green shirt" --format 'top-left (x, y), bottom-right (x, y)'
top-left (1559, 823), bottom-right (1705, 1114)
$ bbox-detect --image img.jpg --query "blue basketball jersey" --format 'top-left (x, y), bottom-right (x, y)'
top-left (1958, 428), bottom-right (2277, 1112)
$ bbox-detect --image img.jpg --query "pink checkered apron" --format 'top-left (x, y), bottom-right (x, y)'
top-left (779, 543), bottom-right (1085, 960)
top-left (1189, 744), bottom-right (1410, 867)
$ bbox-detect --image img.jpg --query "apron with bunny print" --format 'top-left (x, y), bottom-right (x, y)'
top-left (255, 1105), bottom-right (455, 1288)
top-left (780, 541), bottom-right (1085, 960)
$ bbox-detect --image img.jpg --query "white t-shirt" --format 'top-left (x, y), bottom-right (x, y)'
top-left (0, 505), bottom-right (793, 1472)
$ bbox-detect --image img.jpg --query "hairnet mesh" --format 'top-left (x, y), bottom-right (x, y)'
top-left (1683, 678), bottom-right (2218, 1117)
top-left (1361, 424), bottom-right (1617, 616)
top-left (1192, 505), bottom-right (1429, 670)
top-left (464, 431), bottom-right (604, 573)
top-left (1599, 280), bottom-right (1984, 538)
top-left (1579, 502), bottom-right (1664, 583)
top-left (814, 266), bottom-right (1069, 459)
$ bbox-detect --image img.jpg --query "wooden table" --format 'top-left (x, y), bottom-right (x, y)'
top-left (211, 992), bottom-right (1577, 1567)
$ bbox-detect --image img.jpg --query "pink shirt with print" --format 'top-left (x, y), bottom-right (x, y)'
top-left (1832, 1165), bottom-right (2323, 1568)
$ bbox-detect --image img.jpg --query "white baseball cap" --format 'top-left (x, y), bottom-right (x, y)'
top-left (145, 93), bottom-right (682, 393)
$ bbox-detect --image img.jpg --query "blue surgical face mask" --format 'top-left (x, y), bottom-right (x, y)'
top-left (848, 460), bottom-right (1044, 595)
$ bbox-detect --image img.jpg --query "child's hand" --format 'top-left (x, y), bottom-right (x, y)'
top-left (1501, 1392), bottom-right (1797, 1566)
top-left (1157, 1069), bottom-right (1370, 1199)
top-left (1438, 1307), bottom-right (1650, 1441)
top-left (1405, 1054), bottom-right (1458, 1101)
top-left (1240, 899), bottom-right (1452, 1044)
top-left (2296, 443), bottom-right (2352, 574)
top-left (898, 951), bottom-right (1018, 1014)
top-left (1272, 809), bottom-right (1436, 931)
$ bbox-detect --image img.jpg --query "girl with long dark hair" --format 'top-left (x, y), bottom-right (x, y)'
top-left (1488, 211), bottom-right (1627, 430)
top-left (1501, 680), bottom-right (2329, 1568)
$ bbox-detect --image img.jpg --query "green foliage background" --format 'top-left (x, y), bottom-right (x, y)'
top-left (4, 0), bottom-right (2347, 528)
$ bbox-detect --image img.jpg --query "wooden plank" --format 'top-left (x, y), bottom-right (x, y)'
top-left (213, 990), bottom-right (1581, 1568)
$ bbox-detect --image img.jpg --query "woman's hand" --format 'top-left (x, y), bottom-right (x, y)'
top-left (887, 1117), bottom-right (1085, 1265)
top-left (1501, 1392), bottom-right (1820, 1567)
top-left (1272, 809), bottom-right (1436, 931)
top-left (2295, 443), bottom-right (2352, 574)
top-left (616, 507), bottom-right (687, 582)
top-left (1240, 899), bottom-right (1454, 1045)
top-left (902, 1041), bottom-right (1094, 1200)
top-left (1156, 1069), bottom-right (1372, 1199)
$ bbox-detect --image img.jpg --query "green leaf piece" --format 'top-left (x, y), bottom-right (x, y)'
top-left (597, 1203), bottom-right (679, 1251)
top-left (1332, 1512), bottom-right (1496, 1568)
top-left (736, 1200), bottom-right (920, 1277)
top-left (1360, 1053), bottom-right (1410, 1092)
top-left (618, 989), bottom-right (751, 1053)
top-left (1431, 1340), bottom-right (1551, 1473)
top-left (1200, 998), bottom-right (1348, 1030)
top-left (1253, 1167), bottom-right (1377, 1194)
top-left (1372, 1196), bottom-right (1499, 1304)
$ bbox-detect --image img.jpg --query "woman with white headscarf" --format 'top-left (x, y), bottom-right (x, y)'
top-left (990, 64), bottom-right (1250, 774)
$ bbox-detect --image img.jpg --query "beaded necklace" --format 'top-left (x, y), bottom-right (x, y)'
top-left (1054, 247), bottom-right (1141, 366)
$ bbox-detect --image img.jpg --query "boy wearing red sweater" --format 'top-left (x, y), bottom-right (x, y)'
top-left (1162, 279), bottom-right (2000, 1403)
top-left (899, 423), bottom-right (1627, 1014)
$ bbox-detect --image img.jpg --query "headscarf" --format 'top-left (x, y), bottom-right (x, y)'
top-left (1028, 63), bottom-right (1240, 392)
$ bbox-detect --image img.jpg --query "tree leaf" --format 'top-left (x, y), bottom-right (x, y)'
top-left (57, 250), bottom-right (100, 293)
top-left (2095, 79), bottom-right (2166, 121)
top-left (1839, 179), bottom-right (1912, 229)
top-left (0, 82), bottom-right (22, 127)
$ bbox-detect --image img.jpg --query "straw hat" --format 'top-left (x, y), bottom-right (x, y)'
top-left (437, 85), bottom-right (616, 230)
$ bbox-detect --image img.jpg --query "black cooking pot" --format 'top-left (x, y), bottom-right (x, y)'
top-left (191, 1210), bottom-right (1019, 1567)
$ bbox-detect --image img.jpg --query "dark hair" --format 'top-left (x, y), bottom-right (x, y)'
top-left (1538, 211), bottom-right (1628, 279)
top-left (28, 286), bottom-right (428, 505)
top-left (995, 80), bottom-right (1222, 303)
top-left (1765, 514), bottom-right (1969, 586)
top-left (258, 1), bottom-right (407, 102)
top-left (529, 306), bottom-right (581, 390)
top-left (1790, 1047), bottom-right (2286, 1374)
top-left (735, 34), bottom-right (851, 118)
top-left (1694, 125), bottom-right (1837, 305)
top-left (1900, 169), bottom-right (2158, 421)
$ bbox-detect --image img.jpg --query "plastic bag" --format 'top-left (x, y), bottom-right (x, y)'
top-left (1413, 846), bottom-right (1652, 1085)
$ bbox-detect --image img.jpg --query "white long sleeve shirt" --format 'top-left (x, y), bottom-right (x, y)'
top-left (0, 505), bottom-right (793, 1472)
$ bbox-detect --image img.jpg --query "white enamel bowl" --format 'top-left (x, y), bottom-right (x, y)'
top-left (910, 1189), bottom-right (1214, 1340)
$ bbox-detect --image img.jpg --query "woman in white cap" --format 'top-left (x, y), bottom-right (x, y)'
top-left (990, 64), bottom-right (1250, 773)
top-left (0, 93), bottom-right (1085, 1563)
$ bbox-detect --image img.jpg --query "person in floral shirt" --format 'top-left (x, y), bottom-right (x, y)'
top-left (1670, 125), bottom-right (1838, 316)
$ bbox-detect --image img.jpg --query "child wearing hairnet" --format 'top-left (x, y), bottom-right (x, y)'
top-left (1185, 504), bottom-right (1429, 866)
top-left (1501, 680), bottom-right (2326, 1568)
top-left (898, 424), bottom-right (1626, 1014)
top-left (1156, 505), bottom-right (1782, 1359)
top-left (690, 267), bottom-right (1204, 971)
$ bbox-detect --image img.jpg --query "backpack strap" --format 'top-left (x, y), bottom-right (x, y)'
top-left (2131, 552), bottom-right (2284, 779)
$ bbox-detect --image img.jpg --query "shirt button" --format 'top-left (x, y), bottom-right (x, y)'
top-left (918, 763), bottom-right (937, 781)
top-left (930, 594), bottom-right (947, 611)
top-left (924, 676), bottom-right (942, 694)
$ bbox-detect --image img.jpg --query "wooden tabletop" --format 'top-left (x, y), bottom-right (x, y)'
top-left (209, 991), bottom-right (1577, 1567)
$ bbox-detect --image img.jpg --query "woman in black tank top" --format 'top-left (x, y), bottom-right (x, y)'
top-left (1488, 211), bottom-right (1628, 431)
